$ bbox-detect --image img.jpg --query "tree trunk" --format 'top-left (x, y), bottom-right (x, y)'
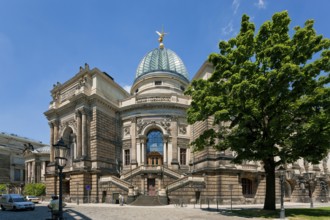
top-left (263, 158), bottom-right (276, 210)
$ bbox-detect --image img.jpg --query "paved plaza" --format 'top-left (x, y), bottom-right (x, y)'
top-left (0, 202), bottom-right (329, 220)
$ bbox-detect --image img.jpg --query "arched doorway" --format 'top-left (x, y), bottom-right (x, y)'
top-left (61, 127), bottom-right (75, 197)
top-left (146, 130), bottom-right (163, 166)
top-left (146, 130), bottom-right (163, 196)
top-left (62, 127), bottom-right (75, 166)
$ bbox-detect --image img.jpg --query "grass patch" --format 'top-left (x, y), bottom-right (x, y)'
top-left (230, 207), bottom-right (330, 220)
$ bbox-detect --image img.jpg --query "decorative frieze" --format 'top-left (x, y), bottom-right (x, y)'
top-left (60, 86), bottom-right (77, 103)
top-left (136, 96), bottom-right (171, 103)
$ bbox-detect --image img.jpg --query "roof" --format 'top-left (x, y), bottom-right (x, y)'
top-left (135, 47), bottom-right (189, 81)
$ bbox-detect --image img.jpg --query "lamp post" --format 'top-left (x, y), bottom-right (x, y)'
top-left (53, 138), bottom-right (69, 220)
top-left (278, 166), bottom-right (286, 220)
top-left (304, 172), bottom-right (316, 208)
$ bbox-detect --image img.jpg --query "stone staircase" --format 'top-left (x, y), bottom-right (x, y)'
top-left (130, 195), bottom-right (167, 206)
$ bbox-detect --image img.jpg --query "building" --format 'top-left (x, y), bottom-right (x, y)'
top-left (0, 132), bottom-right (49, 194)
top-left (44, 34), bottom-right (330, 205)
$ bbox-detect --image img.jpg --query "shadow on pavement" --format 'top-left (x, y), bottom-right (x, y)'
top-left (64, 208), bottom-right (92, 220)
top-left (38, 205), bottom-right (92, 220)
top-left (200, 207), bottom-right (257, 219)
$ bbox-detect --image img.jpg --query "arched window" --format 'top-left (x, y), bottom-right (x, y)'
top-left (146, 130), bottom-right (163, 155)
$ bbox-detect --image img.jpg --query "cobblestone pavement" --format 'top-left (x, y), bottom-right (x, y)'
top-left (0, 202), bottom-right (329, 220)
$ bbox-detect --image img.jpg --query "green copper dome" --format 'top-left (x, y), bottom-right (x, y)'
top-left (135, 48), bottom-right (189, 81)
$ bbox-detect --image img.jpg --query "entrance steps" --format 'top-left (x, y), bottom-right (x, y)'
top-left (130, 195), bottom-right (167, 206)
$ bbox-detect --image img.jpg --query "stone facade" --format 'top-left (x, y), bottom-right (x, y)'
top-left (0, 132), bottom-right (48, 194)
top-left (44, 44), bottom-right (330, 205)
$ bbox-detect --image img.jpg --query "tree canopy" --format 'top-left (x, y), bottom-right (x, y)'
top-left (185, 11), bottom-right (330, 210)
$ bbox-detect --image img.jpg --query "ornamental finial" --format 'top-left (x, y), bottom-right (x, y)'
top-left (156, 27), bottom-right (168, 49)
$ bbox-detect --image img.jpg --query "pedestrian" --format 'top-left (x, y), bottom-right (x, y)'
top-left (119, 194), bottom-right (124, 206)
top-left (48, 195), bottom-right (59, 219)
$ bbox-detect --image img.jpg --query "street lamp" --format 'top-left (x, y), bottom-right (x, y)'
top-left (278, 166), bottom-right (286, 220)
top-left (53, 138), bottom-right (69, 220)
top-left (304, 172), bottom-right (316, 208)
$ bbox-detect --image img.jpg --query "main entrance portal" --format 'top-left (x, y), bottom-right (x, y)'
top-left (147, 178), bottom-right (156, 196)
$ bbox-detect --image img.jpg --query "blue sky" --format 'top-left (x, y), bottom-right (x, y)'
top-left (0, 0), bottom-right (329, 144)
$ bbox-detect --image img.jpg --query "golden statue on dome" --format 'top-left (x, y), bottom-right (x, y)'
top-left (156, 28), bottom-right (168, 49)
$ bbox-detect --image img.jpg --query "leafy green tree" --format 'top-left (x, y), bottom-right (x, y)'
top-left (185, 11), bottom-right (330, 210)
top-left (0, 184), bottom-right (6, 193)
top-left (23, 183), bottom-right (46, 196)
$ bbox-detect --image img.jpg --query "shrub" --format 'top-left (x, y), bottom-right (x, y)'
top-left (23, 183), bottom-right (46, 196)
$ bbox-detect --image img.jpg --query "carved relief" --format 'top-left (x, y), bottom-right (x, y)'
top-left (77, 75), bottom-right (88, 89)
top-left (59, 119), bottom-right (77, 134)
top-left (123, 127), bottom-right (130, 136)
top-left (137, 117), bottom-right (171, 135)
top-left (123, 140), bottom-right (131, 149)
top-left (52, 91), bottom-right (60, 102)
top-left (179, 125), bottom-right (187, 135)
top-left (160, 118), bottom-right (171, 133)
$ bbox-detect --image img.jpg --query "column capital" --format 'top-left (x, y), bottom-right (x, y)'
top-left (75, 109), bottom-right (81, 117)
top-left (48, 121), bottom-right (54, 128)
top-left (80, 107), bottom-right (87, 115)
top-left (138, 135), bottom-right (147, 143)
top-left (162, 134), bottom-right (169, 143)
top-left (50, 119), bottom-right (59, 127)
top-left (131, 117), bottom-right (137, 123)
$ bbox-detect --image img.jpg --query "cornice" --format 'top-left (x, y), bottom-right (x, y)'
top-left (89, 93), bottom-right (120, 112)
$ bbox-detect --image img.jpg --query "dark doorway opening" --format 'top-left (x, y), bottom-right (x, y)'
top-left (147, 178), bottom-right (156, 196)
top-left (195, 191), bottom-right (201, 204)
top-left (102, 191), bottom-right (107, 203)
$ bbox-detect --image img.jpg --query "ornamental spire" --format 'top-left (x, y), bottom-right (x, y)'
top-left (156, 27), bottom-right (168, 49)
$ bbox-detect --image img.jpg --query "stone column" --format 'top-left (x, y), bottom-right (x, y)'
top-left (141, 140), bottom-right (145, 165)
top-left (163, 134), bottom-right (169, 166)
top-left (25, 162), bottom-right (28, 183)
top-left (171, 117), bottom-right (179, 165)
top-left (29, 162), bottom-right (32, 183)
top-left (76, 110), bottom-right (82, 159)
top-left (81, 108), bottom-right (87, 159)
top-left (70, 134), bottom-right (77, 159)
top-left (163, 141), bottom-right (167, 165)
top-left (41, 162), bottom-right (45, 182)
top-left (187, 147), bottom-right (190, 165)
top-left (49, 122), bottom-right (54, 162)
top-left (32, 161), bottom-right (35, 183)
top-left (53, 120), bottom-right (59, 144)
top-left (131, 118), bottom-right (137, 165)
top-left (138, 141), bottom-right (141, 165)
top-left (122, 149), bottom-right (125, 165)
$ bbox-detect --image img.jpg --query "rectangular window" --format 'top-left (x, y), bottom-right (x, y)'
top-left (125, 149), bottom-right (130, 165)
top-left (242, 178), bottom-right (253, 196)
top-left (155, 81), bottom-right (162, 85)
top-left (180, 148), bottom-right (187, 165)
top-left (14, 169), bottom-right (21, 181)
